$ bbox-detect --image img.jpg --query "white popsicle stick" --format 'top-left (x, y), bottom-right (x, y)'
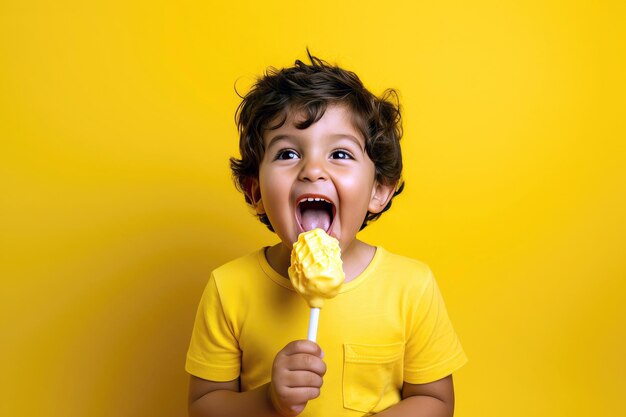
top-left (307, 307), bottom-right (320, 342)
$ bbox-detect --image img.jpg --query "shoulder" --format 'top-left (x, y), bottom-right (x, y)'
top-left (368, 247), bottom-right (439, 298)
top-left (212, 248), bottom-right (265, 277)
top-left (208, 248), bottom-right (269, 293)
top-left (375, 247), bottom-right (434, 281)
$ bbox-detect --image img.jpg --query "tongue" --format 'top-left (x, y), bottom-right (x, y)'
top-left (300, 208), bottom-right (331, 232)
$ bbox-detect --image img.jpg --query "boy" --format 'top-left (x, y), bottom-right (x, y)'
top-left (186, 53), bottom-right (467, 416)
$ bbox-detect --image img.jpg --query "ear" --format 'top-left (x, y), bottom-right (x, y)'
top-left (368, 181), bottom-right (396, 214)
top-left (245, 178), bottom-right (265, 215)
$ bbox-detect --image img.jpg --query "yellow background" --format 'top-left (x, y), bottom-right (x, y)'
top-left (1, 1), bottom-right (624, 416)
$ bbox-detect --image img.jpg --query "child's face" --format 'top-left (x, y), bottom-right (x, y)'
top-left (253, 104), bottom-right (389, 252)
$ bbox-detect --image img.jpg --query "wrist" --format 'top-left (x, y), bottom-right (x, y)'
top-left (267, 382), bottom-right (301, 417)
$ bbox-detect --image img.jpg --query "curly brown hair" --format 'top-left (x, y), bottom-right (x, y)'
top-left (230, 52), bottom-right (404, 231)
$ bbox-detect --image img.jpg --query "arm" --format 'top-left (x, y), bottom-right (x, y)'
top-left (188, 340), bottom-right (326, 417)
top-left (375, 375), bottom-right (455, 417)
top-left (189, 377), bottom-right (277, 417)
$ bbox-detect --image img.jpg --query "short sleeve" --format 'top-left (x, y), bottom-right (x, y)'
top-left (403, 270), bottom-right (467, 384)
top-left (185, 274), bottom-right (241, 381)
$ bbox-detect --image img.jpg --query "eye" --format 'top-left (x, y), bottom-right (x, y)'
top-left (275, 149), bottom-right (299, 160)
top-left (330, 149), bottom-right (354, 160)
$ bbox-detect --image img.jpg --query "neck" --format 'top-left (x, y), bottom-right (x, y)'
top-left (265, 243), bottom-right (291, 279)
top-left (265, 238), bottom-right (376, 283)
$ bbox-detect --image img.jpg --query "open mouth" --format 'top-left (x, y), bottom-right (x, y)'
top-left (297, 197), bottom-right (335, 233)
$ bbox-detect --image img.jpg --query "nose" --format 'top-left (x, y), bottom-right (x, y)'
top-left (298, 155), bottom-right (328, 182)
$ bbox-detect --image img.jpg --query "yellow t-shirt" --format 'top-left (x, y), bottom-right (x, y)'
top-left (186, 247), bottom-right (467, 415)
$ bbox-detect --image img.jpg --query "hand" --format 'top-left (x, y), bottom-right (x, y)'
top-left (269, 340), bottom-right (326, 416)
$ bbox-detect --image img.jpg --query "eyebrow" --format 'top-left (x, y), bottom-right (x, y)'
top-left (332, 134), bottom-right (366, 151)
top-left (265, 134), bottom-right (291, 149)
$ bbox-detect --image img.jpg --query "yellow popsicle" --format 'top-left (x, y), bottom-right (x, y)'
top-left (288, 228), bottom-right (345, 309)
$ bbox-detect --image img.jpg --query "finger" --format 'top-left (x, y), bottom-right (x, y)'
top-left (289, 386), bottom-right (322, 402)
top-left (281, 340), bottom-right (324, 357)
top-left (283, 353), bottom-right (327, 375)
top-left (270, 384), bottom-right (306, 416)
top-left (274, 386), bottom-right (322, 405)
top-left (281, 370), bottom-right (324, 388)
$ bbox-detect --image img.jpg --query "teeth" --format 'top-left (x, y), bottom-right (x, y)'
top-left (300, 197), bottom-right (330, 203)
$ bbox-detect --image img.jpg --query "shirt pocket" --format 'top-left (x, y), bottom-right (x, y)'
top-left (342, 342), bottom-right (404, 413)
